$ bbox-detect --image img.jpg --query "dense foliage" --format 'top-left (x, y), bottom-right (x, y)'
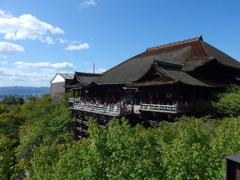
top-left (195, 84), bottom-right (240, 118)
top-left (0, 87), bottom-right (240, 179)
top-left (0, 94), bottom-right (74, 179)
top-left (212, 84), bottom-right (240, 117)
top-left (25, 117), bottom-right (240, 180)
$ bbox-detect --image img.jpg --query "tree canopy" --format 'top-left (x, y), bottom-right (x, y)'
top-left (26, 116), bottom-right (240, 180)
top-left (212, 84), bottom-right (240, 117)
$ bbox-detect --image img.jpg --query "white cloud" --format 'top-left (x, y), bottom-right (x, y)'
top-left (95, 68), bottom-right (106, 73)
top-left (58, 38), bottom-right (68, 44)
top-left (69, 40), bottom-right (81, 44)
top-left (0, 67), bottom-right (54, 87)
top-left (13, 61), bottom-right (74, 70)
top-left (0, 10), bottom-right (64, 44)
top-left (80, 0), bottom-right (97, 9)
top-left (65, 43), bottom-right (90, 50)
top-left (0, 10), bottom-right (12, 18)
top-left (40, 36), bottom-right (55, 44)
top-left (0, 62), bottom-right (105, 87)
top-left (0, 61), bottom-right (75, 87)
top-left (0, 42), bottom-right (24, 58)
top-left (1, 61), bottom-right (7, 64)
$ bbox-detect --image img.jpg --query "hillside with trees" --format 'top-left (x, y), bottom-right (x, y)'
top-left (0, 86), bottom-right (50, 94)
top-left (1, 85), bottom-right (240, 179)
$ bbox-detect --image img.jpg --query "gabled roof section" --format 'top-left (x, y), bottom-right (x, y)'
top-left (65, 72), bottom-right (101, 88)
top-left (50, 73), bottom-right (74, 83)
top-left (75, 72), bottom-right (101, 86)
top-left (128, 60), bottom-right (218, 87)
top-left (97, 36), bottom-right (240, 85)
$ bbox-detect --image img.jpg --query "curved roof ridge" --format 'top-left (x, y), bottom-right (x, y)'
top-left (146, 36), bottom-right (203, 51)
top-left (75, 72), bottom-right (101, 76)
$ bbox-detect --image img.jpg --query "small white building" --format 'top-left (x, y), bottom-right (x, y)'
top-left (50, 73), bottom-right (74, 100)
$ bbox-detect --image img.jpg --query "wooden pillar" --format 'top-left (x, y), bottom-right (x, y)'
top-left (139, 90), bottom-right (143, 104)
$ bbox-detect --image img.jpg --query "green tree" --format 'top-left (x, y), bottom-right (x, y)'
top-left (0, 112), bottom-right (22, 140)
top-left (27, 139), bottom-right (61, 180)
top-left (1, 96), bottom-right (17, 105)
top-left (17, 97), bottom-right (24, 105)
top-left (0, 136), bottom-right (14, 180)
top-left (161, 117), bottom-right (213, 180)
top-left (16, 94), bottom-right (74, 160)
top-left (209, 116), bottom-right (240, 179)
top-left (103, 118), bottom-right (163, 179)
top-left (212, 84), bottom-right (240, 117)
top-left (27, 96), bottom-right (38, 102)
top-left (58, 92), bottom-right (72, 108)
top-left (0, 105), bottom-right (9, 114)
top-left (28, 139), bottom-right (90, 180)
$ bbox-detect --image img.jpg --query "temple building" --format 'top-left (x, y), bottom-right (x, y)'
top-left (61, 36), bottom-right (240, 139)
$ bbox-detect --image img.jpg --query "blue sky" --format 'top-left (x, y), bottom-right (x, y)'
top-left (0, 0), bottom-right (240, 87)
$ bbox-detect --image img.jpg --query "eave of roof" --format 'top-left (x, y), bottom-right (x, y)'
top-left (127, 76), bottom-right (225, 88)
top-left (128, 61), bottom-right (223, 88)
top-left (64, 82), bottom-right (81, 88)
top-left (202, 41), bottom-right (240, 70)
top-left (166, 70), bottom-right (217, 87)
top-left (67, 72), bottom-right (101, 88)
top-left (127, 79), bottom-right (178, 87)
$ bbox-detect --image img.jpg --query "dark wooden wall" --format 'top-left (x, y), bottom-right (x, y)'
top-left (226, 155), bottom-right (240, 180)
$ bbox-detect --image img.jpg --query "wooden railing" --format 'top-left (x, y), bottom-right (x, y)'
top-left (140, 103), bottom-right (192, 114)
top-left (68, 97), bottom-right (79, 103)
top-left (71, 101), bottom-right (132, 115)
top-left (69, 98), bottom-right (192, 115)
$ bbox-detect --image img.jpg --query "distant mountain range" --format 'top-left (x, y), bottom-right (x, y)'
top-left (0, 86), bottom-right (50, 94)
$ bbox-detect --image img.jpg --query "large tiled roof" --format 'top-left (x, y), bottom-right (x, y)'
top-left (97, 36), bottom-right (240, 85)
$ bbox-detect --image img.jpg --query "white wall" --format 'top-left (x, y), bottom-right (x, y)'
top-left (51, 74), bottom-right (65, 83)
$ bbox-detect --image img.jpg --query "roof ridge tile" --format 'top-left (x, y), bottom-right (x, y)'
top-left (146, 36), bottom-right (203, 51)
